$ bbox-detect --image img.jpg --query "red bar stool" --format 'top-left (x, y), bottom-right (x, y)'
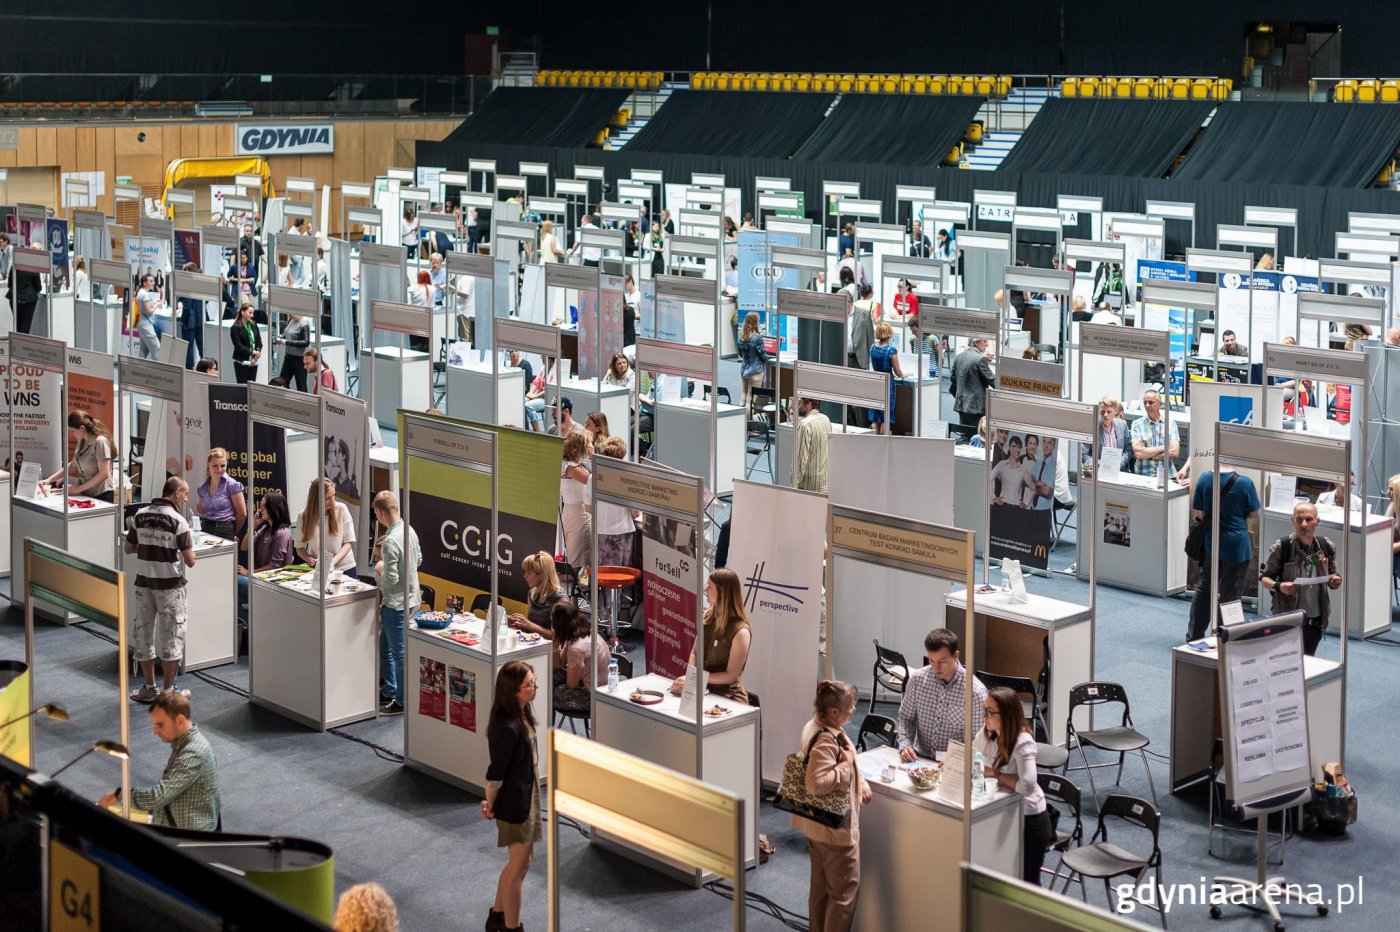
top-left (595, 566), bottom-right (640, 648)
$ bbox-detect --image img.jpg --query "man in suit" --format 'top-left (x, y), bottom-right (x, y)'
top-left (951, 337), bottom-right (996, 438)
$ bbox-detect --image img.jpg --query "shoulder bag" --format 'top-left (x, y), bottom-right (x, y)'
top-left (773, 729), bottom-right (852, 828)
top-left (1184, 472), bottom-right (1239, 563)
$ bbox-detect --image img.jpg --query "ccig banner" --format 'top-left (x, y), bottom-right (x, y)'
top-left (235, 122), bottom-right (335, 156)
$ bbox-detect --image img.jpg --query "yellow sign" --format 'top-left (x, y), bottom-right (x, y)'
top-left (50, 839), bottom-right (100, 932)
top-left (0, 665), bottom-right (31, 767)
top-left (830, 514), bottom-right (969, 576)
top-left (998, 374), bottom-right (1061, 398)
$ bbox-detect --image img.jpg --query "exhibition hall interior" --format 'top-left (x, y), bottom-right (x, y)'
top-left (5, 1), bottom-right (1400, 929)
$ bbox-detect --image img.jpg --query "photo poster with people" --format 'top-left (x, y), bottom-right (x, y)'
top-left (0, 341), bottom-right (62, 481)
top-left (124, 236), bottom-right (172, 338)
top-left (5, 214), bottom-right (40, 248)
top-left (207, 384), bottom-right (288, 502)
top-left (574, 286), bottom-right (602, 379)
top-left (322, 392), bottom-right (368, 566)
top-left (418, 656), bottom-right (446, 721)
top-left (640, 513), bottom-right (698, 679)
top-left (986, 430), bottom-right (1060, 572)
top-left (448, 665), bottom-right (476, 731)
top-left (45, 219), bottom-right (69, 292)
top-left (1103, 500), bottom-right (1131, 547)
top-left (63, 349), bottom-right (114, 465)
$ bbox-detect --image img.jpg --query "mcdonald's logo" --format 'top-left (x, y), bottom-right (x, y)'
top-left (1034, 544), bottom-right (1048, 559)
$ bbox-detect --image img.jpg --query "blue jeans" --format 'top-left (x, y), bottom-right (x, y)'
top-left (379, 605), bottom-right (406, 705)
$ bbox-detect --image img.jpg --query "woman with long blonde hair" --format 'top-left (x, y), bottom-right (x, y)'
top-left (737, 312), bottom-right (767, 412)
top-left (670, 567), bottom-right (752, 704)
top-left (1386, 475), bottom-right (1400, 581)
top-left (194, 446), bottom-right (247, 539)
top-left (294, 478), bottom-right (358, 575)
top-left (507, 550), bottom-right (568, 639)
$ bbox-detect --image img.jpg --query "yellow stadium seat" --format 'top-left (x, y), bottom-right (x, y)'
top-left (1358, 79), bottom-right (1379, 103)
top-left (929, 76), bottom-right (947, 94)
top-left (714, 74), bottom-right (729, 91)
top-left (754, 75), bottom-right (770, 91)
top-left (1382, 81), bottom-right (1400, 103)
top-left (913, 79), bottom-right (928, 94)
top-left (602, 72), bottom-right (616, 88)
top-left (1061, 77), bottom-right (1078, 98)
top-left (996, 76), bottom-right (1012, 96)
top-left (975, 76), bottom-right (993, 95)
top-left (1170, 78), bottom-right (1190, 99)
top-left (838, 77), bottom-right (853, 93)
top-left (821, 77), bottom-right (835, 93)
top-left (1190, 78), bottom-right (1212, 99)
top-left (779, 76), bottom-right (793, 91)
top-left (943, 144), bottom-right (962, 167)
top-left (1334, 80), bottom-right (1356, 102)
top-left (1112, 77), bottom-right (1132, 98)
top-left (966, 122), bottom-right (984, 143)
top-left (898, 76), bottom-right (912, 93)
top-left (1133, 77), bottom-right (1153, 98)
top-left (796, 77), bottom-right (810, 92)
top-left (1079, 77), bottom-right (1100, 98)
top-left (883, 77), bottom-right (898, 93)
top-left (740, 76), bottom-right (754, 91)
top-left (1213, 78), bottom-right (1231, 100)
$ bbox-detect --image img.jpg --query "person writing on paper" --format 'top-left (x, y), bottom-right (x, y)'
top-left (45, 411), bottom-right (115, 502)
top-left (507, 551), bottom-right (568, 638)
top-left (294, 478), bottom-right (358, 576)
top-left (1316, 472), bottom-right (1364, 512)
top-left (795, 680), bottom-right (871, 932)
top-left (670, 568), bottom-right (751, 704)
top-left (897, 628), bottom-right (987, 761)
top-left (976, 687), bottom-right (1050, 886)
top-left (1186, 466), bottom-right (1261, 641)
top-left (1128, 390), bottom-right (1179, 480)
top-left (990, 435), bottom-right (1037, 508)
top-left (1260, 501), bottom-right (1342, 656)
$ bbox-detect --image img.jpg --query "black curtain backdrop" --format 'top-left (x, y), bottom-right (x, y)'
top-left (627, 90), bottom-right (835, 158)
top-left (998, 99), bottom-right (1214, 177)
top-left (1173, 102), bottom-right (1400, 187)
top-left (791, 95), bottom-right (985, 165)
top-left (418, 136), bottom-right (1400, 261)
top-left (441, 88), bottom-right (629, 148)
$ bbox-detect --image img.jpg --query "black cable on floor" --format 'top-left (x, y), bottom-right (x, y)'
top-left (327, 726), bottom-right (404, 764)
top-left (703, 878), bottom-right (809, 932)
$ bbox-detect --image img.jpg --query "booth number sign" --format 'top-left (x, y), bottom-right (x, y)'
top-left (50, 839), bottom-right (100, 931)
top-left (0, 127), bottom-right (18, 151)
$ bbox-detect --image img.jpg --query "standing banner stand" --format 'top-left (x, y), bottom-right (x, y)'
top-left (1001, 264), bottom-right (1072, 358)
top-left (966, 390), bottom-right (1097, 747)
top-left (881, 255), bottom-right (947, 436)
top-left (1075, 321), bottom-right (1185, 595)
top-left (933, 305), bottom-right (1002, 545)
top-left (23, 539), bottom-right (132, 819)
top-left (117, 356), bottom-right (235, 671)
top-left (1261, 342), bottom-right (1387, 639)
top-left (1062, 239), bottom-right (1126, 397)
top-left (634, 336), bottom-right (725, 488)
top-left (1208, 609), bottom-right (1329, 926)
top-left (9, 335), bottom-right (114, 623)
top-left (1170, 423), bottom-right (1348, 793)
top-left (771, 285), bottom-right (861, 484)
top-left (89, 258), bottom-right (131, 359)
top-left (400, 414), bottom-right (551, 791)
top-left (494, 317), bottom-right (561, 436)
top-left (245, 384), bottom-right (378, 731)
top-left (367, 300), bottom-right (432, 430)
top-left (1185, 248), bottom-right (1251, 382)
top-left (548, 730), bottom-right (746, 932)
top-left (445, 252), bottom-right (519, 424)
top-left (588, 457), bottom-right (761, 881)
top-left (825, 503), bottom-right (1012, 932)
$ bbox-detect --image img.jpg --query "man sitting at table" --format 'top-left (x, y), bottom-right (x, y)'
top-left (897, 628), bottom-right (987, 761)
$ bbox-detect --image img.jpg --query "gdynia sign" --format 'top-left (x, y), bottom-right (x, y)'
top-left (235, 123), bottom-right (335, 155)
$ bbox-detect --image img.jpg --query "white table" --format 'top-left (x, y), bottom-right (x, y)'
top-left (11, 494), bottom-right (119, 621)
top-left (550, 377), bottom-right (631, 440)
top-left (1170, 643), bottom-right (1344, 791)
top-left (403, 616), bottom-right (552, 791)
top-left (954, 444), bottom-right (989, 550)
top-left (123, 534), bottom-right (237, 671)
top-left (1076, 473), bottom-right (1190, 596)
top-left (34, 291), bottom-right (75, 345)
top-left (368, 346), bottom-right (431, 428)
top-left (592, 673), bottom-right (760, 880)
top-left (773, 421), bottom-right (872, 489)
top-left (1260, 504), bottom-right (1392, 639)
top-left (945, 589), bottom-right (1093, 747)
top-left (446, 361), bottom-right (526, 428)
top-left (205, 320), bottom-right (270, 383)
top-left (247, 570), bottom-right (379, 730)
top-left (653, 398), bottom-right (745, 494)
top-left (854, 745), bottom-right (1022, 932)
top-left (74, 297), bottom-right (124, 353)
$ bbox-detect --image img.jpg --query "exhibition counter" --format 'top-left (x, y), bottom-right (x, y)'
top-left (445, 360), bottom-right (525, 428)
top-left (369, 347), bottom-right (431, 427)
top-left (652, 399), bottom-right (744, 495)
top-left (1076, 472), bottom-right (1190, 597)
top-left (944, 589), bottom-right (1093, 747)
top-left (774, 421), bottom-right (872, 488)
top-left (123, 534), bottom-right (238, 671)
top-left (592, 673), bottom-right (760, 880)
top-left (247, 567), bottom-right (379, 730)
top-left (1259, 504), bottom-right (1392, 639)
top-left (403, 614), bottom-right (553, 792)
top-left (11, 493), bottom-right (119, 621)
top-left (552, 377), bottom-right (631, 438)
top-left (953, 444), bottom-right (989, 550)
top-left (854, 745), bottom-right (1022, 932)
top-left (1169, 642), bottom-right (1343, 791)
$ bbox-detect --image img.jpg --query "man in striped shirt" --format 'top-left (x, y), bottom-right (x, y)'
top-left (125, 477), bottom-right (198, 702)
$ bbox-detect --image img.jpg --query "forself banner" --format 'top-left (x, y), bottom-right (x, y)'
top-left (235, 123), bottom-right (334, 156)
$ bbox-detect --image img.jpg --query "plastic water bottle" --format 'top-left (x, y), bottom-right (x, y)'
top-left (607, 658), bottom-right (620, 694)
top-left (971, 751), bottom-right (987, 802)
top-left (999, 564), bottom-right (1010, 592)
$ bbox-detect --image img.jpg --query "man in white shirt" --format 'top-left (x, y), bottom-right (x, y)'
top-left (1089, 306), bottom-right (1122, 326)
top-left (570, 215), bottom-right (602, 267)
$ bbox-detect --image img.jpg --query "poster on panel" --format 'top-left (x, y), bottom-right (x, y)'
top-left (574, 286), bottom-right (602, 379)
top-left (64, 349), bottom-right (114, 466)
top-left (641, 513), bottom-right (698, 679)
top-left (324, 391), bottom-right (370, 568)
top-left (726, 482), bottom-right (827, 783)
top-left (0, 341), bottom-right (62, 479)
top-left (207, 384), bottom-right (288, 501)
top-left (985, 430), bottom-right (1059, 572)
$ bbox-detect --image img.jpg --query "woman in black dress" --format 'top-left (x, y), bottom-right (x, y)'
top-left (481, 661), bottom-right (540, 932)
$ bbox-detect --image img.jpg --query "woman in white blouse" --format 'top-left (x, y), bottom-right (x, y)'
top-left (539, 220), bottom-right (566, 264)
top-left (978, 686), bottom-right (1050, 886)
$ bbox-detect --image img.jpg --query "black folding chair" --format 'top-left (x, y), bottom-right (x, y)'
top-left (856, 714), bottom-right (897, 751)
top-left (1066, 682), bottom-right (1157, 810)
top-left (870, 639), bottom-right (910, 713)
top-left (1058, 794), bottom-right (1167, 928)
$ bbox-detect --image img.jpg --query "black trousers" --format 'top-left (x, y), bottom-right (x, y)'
top-left (1023, 809), bottom-right (1054, 886)
top-left (16, 300), bottom-right (38, 334)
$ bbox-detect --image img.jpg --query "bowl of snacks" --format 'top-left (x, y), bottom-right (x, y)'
top-left (413, 610), bottom-right (454, 630)
top-left (907, 765), bottom-right (939, 790)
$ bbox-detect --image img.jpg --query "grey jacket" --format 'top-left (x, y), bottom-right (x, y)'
top-left (847, 308), bottom-right (874, 369)
top-left (951, 347), bottom-right (996, 416)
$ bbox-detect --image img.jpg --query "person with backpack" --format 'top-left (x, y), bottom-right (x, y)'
top-left (1186, 467), bottom-right (1260, 641)
top-left (1260, 501), bottom-right (1342, 656)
